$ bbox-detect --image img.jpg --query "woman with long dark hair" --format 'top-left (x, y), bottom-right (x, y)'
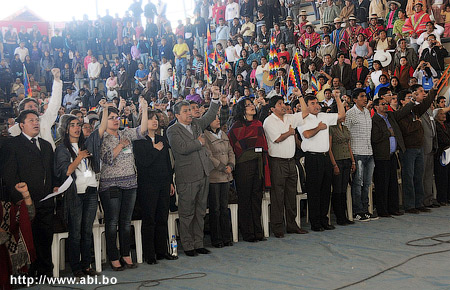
top-left (99, 97), bottom-right (148, 270)
top-left (133, 110), bottom-right (176, 264)
top-left (228, 98), bottom-right (268, 242)
top-left (54, 100), bottom-right (109, 277)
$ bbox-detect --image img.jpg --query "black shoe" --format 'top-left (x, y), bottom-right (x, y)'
top-left (185, 250), bottom-right (198, 257)
top-left (439, 202), bottom-right (448, 206)
top-left (345, 219), bottom-right (355, 225)
top-left (274, 233), bottom-right (285, 238)
top-left (322, 224), bottom-right (335, 230)
top-left (73, 271), bottom-right (86, 278)
top-left (223, 241), bottom-right (233, 247)
top-left (212, 242), bottom-right (224, 248)
top-left (417, 207), bottom-right (431, 212)
top-left (243, 237), bottom-right (258, 242)
top-left (156, 253), bottom-right (178, 260)
top-left (426, 204), bottom-right (440, 208)
top-left (287, 228), bottom-right (309, 234)
top-left (405, 208), bottom-right (420, 214)
top-left (195, 248), bottom-right (211, 254)
top-left (378, 213), bottom-right (392, 218)
top-left (146, 257), bottom-right (158, 264)
top-left (390, 211), bottom-right (404, 216)
top-left (82, 268), bottom-right (99, 276)
top-left (256, 236), bottom-right (267, 241)
top-left (109, 261), bottom-right (125, 271)
top-left (311, 226), bottom-right (325, 232)
top-left (120, 257), bottom-right (138, 269)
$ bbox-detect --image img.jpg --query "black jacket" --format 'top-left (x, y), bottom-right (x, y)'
top-left (420, 46), bottom-right (449, 73)
top-left (351, 66), bottom-right (369, 87)
top-left (2, 134), bottom-right (54, 207)
top-left (435, 121), bottom-right (450, 158)
top-left (371, 102), bottom-right (414, 160)
top-left (133, 135), bottom-right (173, 186)
top-left (331, 63), bottom-right (353, 90)
top-left (354, 0), bottom-right (370, 23)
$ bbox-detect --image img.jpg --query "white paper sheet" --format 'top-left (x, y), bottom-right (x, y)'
top-left (40, 176), bottom-right (73, 202)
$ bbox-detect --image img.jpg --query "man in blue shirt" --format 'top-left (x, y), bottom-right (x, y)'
top-left (135, 63), bottom-right (149, 87)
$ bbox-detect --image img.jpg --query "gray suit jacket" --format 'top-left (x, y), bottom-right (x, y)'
top-left (167, 101), bottom-right (220, 184)
top-left (421, 108), bottom-right (438, 155)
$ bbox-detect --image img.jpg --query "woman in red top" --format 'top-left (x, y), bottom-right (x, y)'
top-left (394, 56), bottom-right (414, 88)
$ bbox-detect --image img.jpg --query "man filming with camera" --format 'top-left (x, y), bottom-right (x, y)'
top-left (420, 34), bottom-right (448, 76)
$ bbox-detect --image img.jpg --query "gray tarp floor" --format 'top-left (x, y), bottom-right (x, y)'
top-left (38, 207), bottom-right (450, 290)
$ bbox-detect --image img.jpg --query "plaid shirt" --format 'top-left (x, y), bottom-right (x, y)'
top-left (344, 105), bottom-right (373, 155)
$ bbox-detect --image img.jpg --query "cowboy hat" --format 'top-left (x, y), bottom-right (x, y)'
top-left (320, 24), bottom-right (330, 29)
top-left (299, 10), bottom-right (307, 17)
top-left (369, 14), bottom-right (379, 19)
top-left (373, 51), bottom-right (392, 67)
top-left (304, 22), bottom-right (315, 28)
top-left (415, 0), bottom-right (424, 6)
top-left (387, 1), bottom-right (401, 7)
top-left (348, 15), bottom-right (358, 21)
top-left (263, 71), bottom-right (276, 87)
top-left (285, 16), bottom-right (294, 22)
top-left (334, 17), bottom-right (343, 24)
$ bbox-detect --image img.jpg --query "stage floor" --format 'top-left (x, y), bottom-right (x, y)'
top-left (38, 207), bottom-right (450, 289)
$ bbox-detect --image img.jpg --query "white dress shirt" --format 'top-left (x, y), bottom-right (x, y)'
top-left (263, 112), bottom-right (305, 158)
top-left (298, 113), bottom-right (338, 153)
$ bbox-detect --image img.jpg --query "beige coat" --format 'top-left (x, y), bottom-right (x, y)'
top-left (204, 130), bottom-right (236, 183)
top-left (369, 0), bottom-right (388, 19)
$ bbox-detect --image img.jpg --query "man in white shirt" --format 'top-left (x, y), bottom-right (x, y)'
top-left (14, 41), bottom-right (29, 62)
top-left (225, 0), bottom-right (240, 26)
top-left (8, 68), bottom-right (63, 150)
top-left (344, 88), bottom-right (377, 221)
top-left (298, 92), bottom-right (345, 231)
top-left (159, 56), bottom-right (172, 88)
top-left (263, 89), bottom-right (309, 238)
top-left (63, 86), bottom-right (80, 112)
top-left (88, 56), bottom-right (102, 90)
top-left (216, 18), bottom-right (230, 49)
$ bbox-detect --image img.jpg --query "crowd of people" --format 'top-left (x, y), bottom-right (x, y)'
top-left (1, 0), bottom-right (450, 286)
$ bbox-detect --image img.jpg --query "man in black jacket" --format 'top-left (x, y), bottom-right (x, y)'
top-left (354, 0), bottom-right (370, 28)
top-left (351, 56), bottom-right (369, 88)
top-left (3, 110), bottom-right (57, 277)
top-left (371, 88), bottom-right (413, 217)
top-left (420, 34), bottom-right (448, 75)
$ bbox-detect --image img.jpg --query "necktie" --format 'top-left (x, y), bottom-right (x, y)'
top-left (31, 138), bottom-right (39, 150)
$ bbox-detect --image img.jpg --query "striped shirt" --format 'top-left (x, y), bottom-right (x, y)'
top-left (344, 105), bottom-right (373, 155)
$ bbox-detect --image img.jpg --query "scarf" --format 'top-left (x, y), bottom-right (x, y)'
top-left (228, 119), bottom-right (271, 188)
top-left (0, 201), bottom-right (35, 288)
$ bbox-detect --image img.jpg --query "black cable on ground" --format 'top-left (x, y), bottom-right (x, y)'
top-left (49, 272), bottom-right (207, 290)
top-left (334, 233), bottom-right (450, 290)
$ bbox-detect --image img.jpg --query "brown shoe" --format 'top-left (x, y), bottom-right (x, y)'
top-left (405, 208), bottom-right (420, 214)
top-left (287, 228), bottom-right (309, 234)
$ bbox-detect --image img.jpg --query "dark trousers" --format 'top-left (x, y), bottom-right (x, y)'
top-left (99, 188), bottom-right (137, 261)
top-left (374, 154), bottom-right (400, 215)
top-left (305, 152), bottom-right (332, 228)
top-left (331, 159), bottom-right (351, 223)
top-left (434, 159), bottom-right (450, 203)
top-left (67, 187), bottom-right (98, 273)
top-left (29, 206), bottom-right (54, 277)
top-left (138, 182), bottom-right (170, 260)
top-left (234, 159), bottom-right (263, 241)
top-left (208, 182), bottom-right (231, 245)
top-left (269, 157), bottom-right (299, 234)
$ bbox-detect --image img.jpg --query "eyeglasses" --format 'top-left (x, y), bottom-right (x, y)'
top-left (381, 102), bottom-right (389, 106)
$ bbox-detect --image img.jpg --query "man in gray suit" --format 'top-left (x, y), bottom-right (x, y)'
top-left (167, 87), bottom-right (220, 256)
top-left (421, 105), bottom-right (439, 208)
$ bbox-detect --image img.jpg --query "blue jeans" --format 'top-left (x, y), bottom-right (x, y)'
top-left (175, 58), bottom-right (187, 82)
top-left (351, 155), bottom-right (375, 214)
top-left (400, 148), bottom-right (425, 210)
top-left (67, 187), bottom-right (98, 273)
top-left (89, 77), bottom-right (99, 90)
top-left (195, 36), bottom-right (205, 54)
top-left (140, 53), bottom-right (149, 69)
top-left (100, 187), bottom-right (137, 261)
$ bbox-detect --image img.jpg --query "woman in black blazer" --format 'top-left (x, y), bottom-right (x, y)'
top-left (433, 108), bottom-right (450, 205)
top-left (133, 110), bottom-right (176, 264)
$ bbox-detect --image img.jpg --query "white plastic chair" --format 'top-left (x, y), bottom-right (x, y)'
top-left (131, 220), bottom-right (143, 263)
top-left (92, 209), bottom-right (105, 272)
top-left (51, 232), bottom-right (68, 278)
top-left (228, 204), bottom-right (238, 242)
top-left (168, 211), bottom-right (179, 241)
top-left (295, 194), bottom-right (308, 228)
top-left (262, 191), bottom-right (271, 238)
top-left (346, 184), bottom-right (353, 221)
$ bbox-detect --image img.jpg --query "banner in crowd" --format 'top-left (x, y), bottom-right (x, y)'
top-left (23, 64), bottom-right (32, 98)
